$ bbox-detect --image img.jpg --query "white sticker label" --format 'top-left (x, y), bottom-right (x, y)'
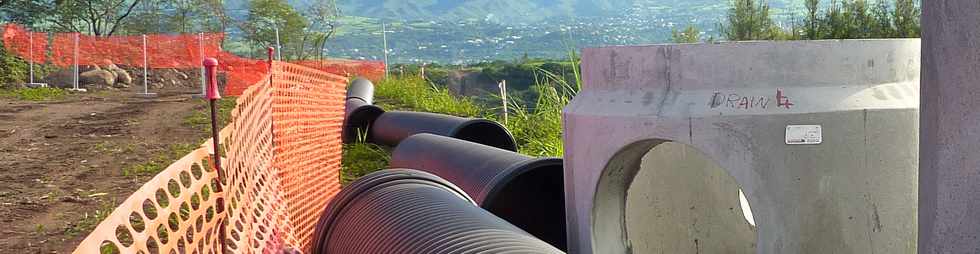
top-left (786, 125), bottom-right (822, 145)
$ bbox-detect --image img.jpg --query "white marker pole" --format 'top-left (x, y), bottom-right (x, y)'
top-left (382, 22), bottom-right (390, 78)
top-left (137, 34), bottom-right (156, 97)
top-left (72, 33), bottom-right (80, 91)
top-left (274, 26), bottom-right (282, 61)
top-left (143, 35), bottom-right (149, 94)
top-left (499, 80), bottom-right (508, 126)
top-left (199, 33), bottom-right (206, 97)
top-left (29, 31), bottom-right (34, 85)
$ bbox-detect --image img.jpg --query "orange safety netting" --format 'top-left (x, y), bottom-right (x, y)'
top-left (72, 61), bottom-right (348, 254)
top-left (2, 24), bottom-right (48, 63)
top-left (1, 24), bottom-right (384, 96)
top-left (46, 31), bottom-right (224, 68)
top-left (291, 59), bottom-right (386, 82)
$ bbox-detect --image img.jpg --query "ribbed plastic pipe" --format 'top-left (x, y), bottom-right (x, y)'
top-left (342, 98), bottom-right (385, 143)
top-left (370, 111), bottom-right (518, 151)
top-left (390, 133), bottom-right (567, 251)
top-left (311, 169), bottom-right (565, 254)
top-left (347, 78), bottom-right (375, 104)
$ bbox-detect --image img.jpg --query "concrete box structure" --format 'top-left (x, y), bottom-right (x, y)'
top-left (920, 1), bottom-right (980, 253)
top-left (563, 40), bottom-right (920, 253)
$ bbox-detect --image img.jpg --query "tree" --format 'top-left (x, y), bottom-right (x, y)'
top-left (671, 25), bottom-right (701, 43)
top-left (803, 0), bottom-right (821, 39)
top-left (297, 0), bottom-right (341, 60)
top-left (719, 0), bottom-right (779, 40)
top-left (892, 0), bottom-right (920, 38)
top-left (49, 0), bottom-right (143, 36)
top-left (0, 0), bottom-right (50, 27)
top-left (245, 0), bottom-right (309, 59)
top-left (870, 0), bottom-right (895, 37)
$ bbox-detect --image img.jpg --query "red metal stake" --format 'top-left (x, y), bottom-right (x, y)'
top-left (203, 58), bottom-right (228, 253)
top-left (267, 47), bottom-right (275, 85)
top-left (267, 46), bottom-right (275, 68)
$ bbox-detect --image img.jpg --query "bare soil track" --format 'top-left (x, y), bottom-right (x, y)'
top-left (0, 87), bottom-right (212, 253)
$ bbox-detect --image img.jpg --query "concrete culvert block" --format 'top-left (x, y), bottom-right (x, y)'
top-left (370, 111), bottom-right (517, 151)
top-left (390, 133), bottom-right (566, 250)
top-left (564, 39), bottom-right (920, 254)
top-left (311, 169), bottom-right (564, 254)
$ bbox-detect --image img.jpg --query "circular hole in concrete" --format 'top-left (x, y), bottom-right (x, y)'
top-left (625, 142), bottom-right (757, 253)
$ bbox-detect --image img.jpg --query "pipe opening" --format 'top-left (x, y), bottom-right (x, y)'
top-left (483, 160), bottom-right (566, 251)
top-left (452, 120), bottom-right (518, 152)
top-left (621, 141), bottom-right (757, 253)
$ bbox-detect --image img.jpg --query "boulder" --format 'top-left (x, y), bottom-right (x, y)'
top-left (79, 70), bottom-right (116, 88)
top-left (105, 65), bottom-right (132, 86)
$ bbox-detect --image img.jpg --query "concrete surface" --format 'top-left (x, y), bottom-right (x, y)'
top-left (626, 142), bottom-right (756, 253)
top-left (563, 40), bottom-right (920, 254)
top-left (919, 2), bottom-right (980, 253)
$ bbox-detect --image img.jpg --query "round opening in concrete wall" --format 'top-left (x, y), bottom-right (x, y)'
top-left (623, 142), bottom-right (757, 254)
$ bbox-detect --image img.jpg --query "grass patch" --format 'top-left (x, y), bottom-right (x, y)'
top-left (123, 143), bottom-right (198, 176)
top-left (501, 66), bottom-right (579, 157)
top-left (183, 98), bottom-right (236, 131)
top-left (340, 141), bottom-right (390, 185)
top-left (0, 87), bottom-right (67, 101)
top-left (64, 198), bottom-right (115, 236)
top-left (375, 76), bottom-right (482, 117)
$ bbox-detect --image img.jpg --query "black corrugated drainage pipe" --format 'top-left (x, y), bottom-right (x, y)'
top-left (389, 133), bottom-right (567, 251)
top-left (342, 98), bottom-right (385, 143)
top-left (311, 169), bottom-right (565, 254)
top-left (347, 78), bottom-right (375, 104)
top-left (370, 111), bottom-right (518, 151)
top-left (342, 78), bottom-right (385, 143)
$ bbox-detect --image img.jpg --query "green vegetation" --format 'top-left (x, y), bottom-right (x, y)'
top-left (64, 198), bottom-right (116, 236)
top-left (342, 56), bottom-right (580, 181)
top-left (0, 87), bottom-right (67, 101)
top-left (341, 142), bottom-right (390, 185)
top-left (183, 98), bottom-right (237, 132)
top-left (672, 25), bottom-right (704, 43)
top-left (375, 77), bottom-right (482, 117)
top-left (122, 143), bottom-right (198, 176)
top-left (0, 42), bottom-right (29, 85)
top-left (711, 0), bottom-right (920, 42)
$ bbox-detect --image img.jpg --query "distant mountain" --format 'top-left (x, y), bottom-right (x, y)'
top-left (336, 0), bottom-right (801, 24)
top-left (337, 0), bottom-right (629, 23)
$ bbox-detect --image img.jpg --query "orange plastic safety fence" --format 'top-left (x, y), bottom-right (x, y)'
top-left (2, 24), bottom-right (47, 63)
top-left (269, 62), bottom-right (348, 250)
top-left (48, 32), bottom-right (224, 68)
top-left (72, 62), bottom-right (348, 254)
top-left (290, 59), bottom-right (386, 82)
top-left (73, 147), bottom-right (227, 254)
top-left (2, 24), bottom-right (383, 97)
top-left (218, 52), bottom-right (271, 97)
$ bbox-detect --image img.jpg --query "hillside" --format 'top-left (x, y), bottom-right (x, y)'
top-left (336, 0), bottom-right (801, 24)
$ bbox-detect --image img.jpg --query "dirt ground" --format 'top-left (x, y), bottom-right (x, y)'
top-left (0, 84), bottom-right (215, 253)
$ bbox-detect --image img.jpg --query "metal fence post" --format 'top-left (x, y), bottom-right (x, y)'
top-left (138, 34), bottom-right (156, 97)
top-left (69, 33), bottom-right (85, 92)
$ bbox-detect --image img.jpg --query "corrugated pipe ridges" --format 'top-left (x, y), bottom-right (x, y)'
top-left (371, 111), bottom-right (518, 151)
top-left (342, 78), bottom-right (385, 143)
top-left (311, 169), bottom-right (565, 254)
top-left (390, 133), bottom-right (567, 251)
